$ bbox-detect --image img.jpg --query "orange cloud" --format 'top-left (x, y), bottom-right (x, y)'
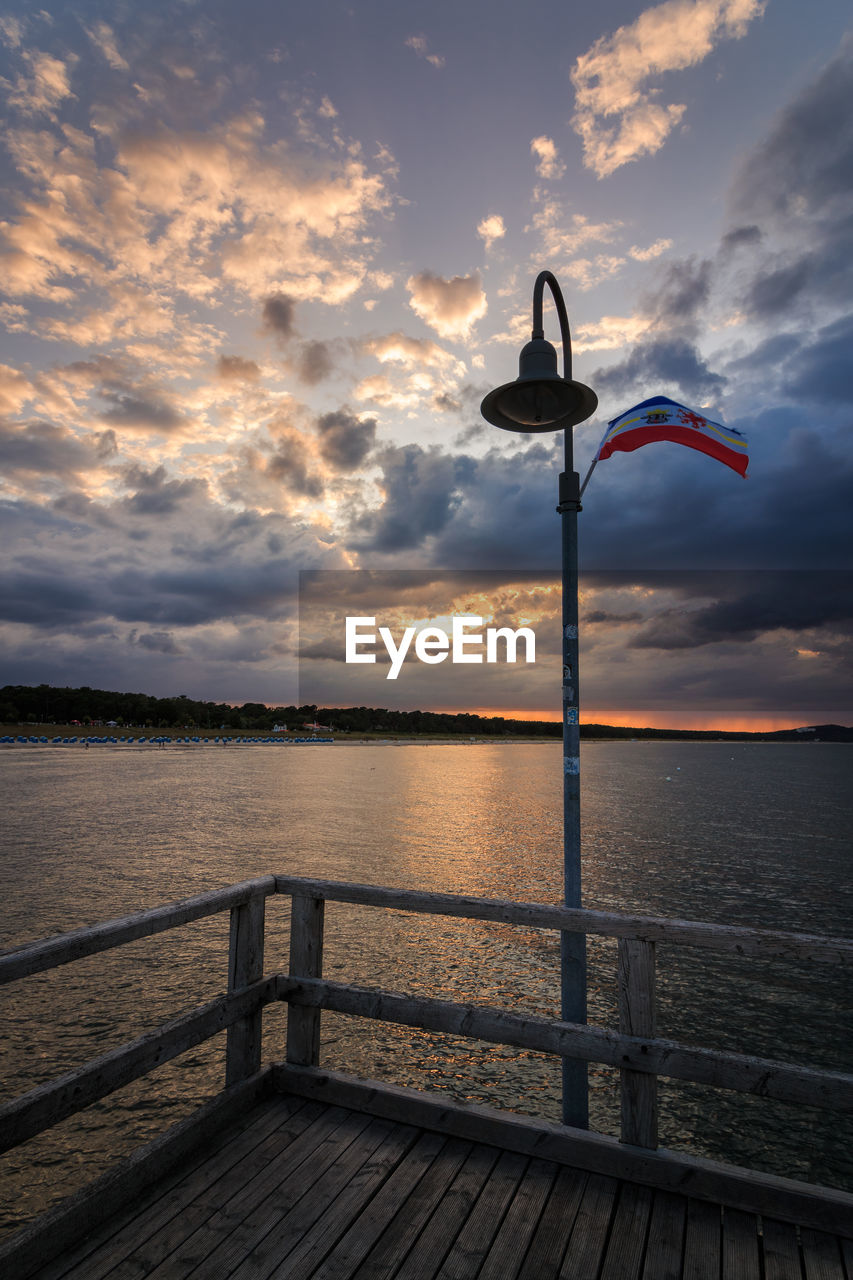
top-left (571, 0), bottom-right (766, 177)
top-left (406, 270), bottom-right (487, 340)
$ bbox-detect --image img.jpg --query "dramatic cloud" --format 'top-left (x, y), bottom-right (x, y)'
top-left (640, 256), bottom-right (714, 335)
top-left (135, 630), bottom-right (184, 655)
top-left (629, 573), bottom-right (853, 649)
top-left (0, 7), bottom-right (849, 724)
top-left (354, 332), bottom-right (468, 413)
top-left (99, 391), bottom-right (186, 434)
top-left (217, 355), bottom-right (261, 382)
top-left (731, 40), bottom-right (853, 226)
top-left (0, 420), bottom-right (114, 481)
top-left (406, 271), bottom-right (487, 339)
top-left (315, 409), bottom-right (376, 471)
top-left (262, 294), bottom-right (296, 338)
top-left (294, 340), bottom-right (334, 385)
top-left (729, 40), bottom-right (853, 323)
top-left (0, 87), bottom-right (394, 333)
top-left (263, 427), bottom-right (325, 500)
top-left (354, 444), bottom-right (471, 552)
top-left (121, 464), bottom-right (206, 515)
top-left (591, 337), bottom-right (725, 401)
top-left (782, 314), bottom-right (853, 407)
top-left (571, 0), bottom-right (766, 177)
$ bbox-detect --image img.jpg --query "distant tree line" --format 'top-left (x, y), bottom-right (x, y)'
top-left (2, 684), bottom-right (849, 740)
top-left (0, 683), bottom-right (562, 736)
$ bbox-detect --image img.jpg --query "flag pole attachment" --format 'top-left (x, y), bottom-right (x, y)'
top-left (579, 425), bottom-right (610, 499)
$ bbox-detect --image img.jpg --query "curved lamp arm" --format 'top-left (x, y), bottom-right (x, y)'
top-left (532, 270), bottom-right (573, 379)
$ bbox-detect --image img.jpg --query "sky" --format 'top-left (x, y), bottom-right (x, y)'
top-left (1, 0), bottom-right (852, 728)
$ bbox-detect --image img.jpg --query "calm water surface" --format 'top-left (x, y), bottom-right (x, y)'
top-left (1, 741), bottom-right (851, 1235)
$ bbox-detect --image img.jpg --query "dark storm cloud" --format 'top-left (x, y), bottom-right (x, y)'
top-left (0, 420), bottom-right (114, 476)
top-left (629, 573), bottom-right (853, 650)
top-left (100, 391), bottom-right (185, 433)
top-left (724, 333), bottom-right (801, 376)
top-left (417, 439), bottom-right (565, 570)
top-left (381, 395), bottom-right (852, 575)
top-left (295, 340), bottom-right (334, 384)
top-left (591, 338), bottom-right (726, 401)
top-left (585, 609), bottom-right (644, 625)
top-left (731, 42), bottom-right (853, 224)
top-left (0, 568), bottom-right (101, 626)
top-left (729, 41), bottom-right (853, 321)
top-left (122, 464), bottom-right (207, 515)
top-left (266, 433), bottom-right (325, 498)
top-left (719, 225), bottom-right (762, 255)
top-left (316, 409), bottom-right (376, 471)
top-left (640, 257), bottom-right (713, 333)
top-left (262, 293), bottom-right (296, 338)
top-left (576, 428), bottom-right (853, 573)
top-left (354, 444), bottom-right (475, 552)
top-left (779, 313), bottom-right (853, 406)
top-left (135, 630), bottom-right (185, 655)
top-left (0, 554), bottom-right (287, 631)
top-left (127, 559), bottom-right (301, 625)
top-left (216, 354), bottom-right (261, 381)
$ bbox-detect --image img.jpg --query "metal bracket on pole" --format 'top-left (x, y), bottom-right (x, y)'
top-left (557, 470), bottom-right (582, 514)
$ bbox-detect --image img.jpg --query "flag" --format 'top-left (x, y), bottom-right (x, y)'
top-left (598, 395), bottom-right (749, 477)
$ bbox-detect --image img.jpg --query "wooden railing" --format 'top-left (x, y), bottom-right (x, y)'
top-left (1, 874), bottom-right (851, 1164)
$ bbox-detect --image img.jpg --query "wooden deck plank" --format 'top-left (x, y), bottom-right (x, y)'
top-left (350, 1138), bottom-right (474, 1280)
top-left (262, 1122), bottom-right (421, 1280)
top-left (163, 1111), bottom-right (392, 1280)
top-left (435, 1149), bottom-right (530, 1280)
top-left (559, 1173), bottom-right (619, 1278)
top-left (762, 1218), bottom-right (804, 1280)
top-left (682, 1199), bottom-right (721, 1280)
top-left (392, 1144), bottom-right (501, 1280)
top-left (600, 1182), bottom-right (654, 1280)
top-left (476, 1158), bottom-right (560, 1280)
top-left (128, 1106), bottom-right (375, 1280)
top-left (721, 1208), bottom-right (761, 1280)
top-left (303, 1130), bottom-right (448, 1280)
top-left (801, 1228), bottom-right (846, 1280)
top-left (641, 1191), bottom-right (686, 1280)
top-left (8, 1091), bottom-right (853, 1280)
top-left (52, 1096), bottom-right (315, 1280)
top-left (839, 1237), bottom-right (853, 1278)
top-left (516, 1166), bottom-right (588, 1280)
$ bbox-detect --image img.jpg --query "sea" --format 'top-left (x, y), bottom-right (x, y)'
top-left (1, 740), bottom-right (851, 1238)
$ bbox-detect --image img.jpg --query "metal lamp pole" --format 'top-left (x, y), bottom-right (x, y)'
top-left (481, 271), bottom-right (597, 1127)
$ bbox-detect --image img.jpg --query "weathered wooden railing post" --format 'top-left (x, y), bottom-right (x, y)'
top-left (225, 893), bottom-right (266, 1086)
top-left (617, 937), bottom-right (658, 1147)
top-left (285, 893), bottom-right (325, 1066)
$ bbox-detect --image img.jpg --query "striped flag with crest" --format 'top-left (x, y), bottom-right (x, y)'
top-left (597, 395), bottom-right (748, 477)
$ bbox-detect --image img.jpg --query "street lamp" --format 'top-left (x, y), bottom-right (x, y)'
top-left (481, 270), bottom-right (597, 1128)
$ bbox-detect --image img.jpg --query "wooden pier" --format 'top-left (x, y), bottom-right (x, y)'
top-left (1, 875), bottom-right (851, 1278)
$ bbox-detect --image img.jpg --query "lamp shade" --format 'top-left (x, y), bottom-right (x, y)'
top-left (481, 337), bottom-right (598, 433)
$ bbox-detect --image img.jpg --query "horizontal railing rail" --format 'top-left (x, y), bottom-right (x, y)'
top-left (274, 875), bottom-right (853, 965)
top-left (0, 875), bottom-right (277, 984)
top-left (275, 975), bottom-right (853, 1112)
top-left (1, 875), bottom-right (850, 1162)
